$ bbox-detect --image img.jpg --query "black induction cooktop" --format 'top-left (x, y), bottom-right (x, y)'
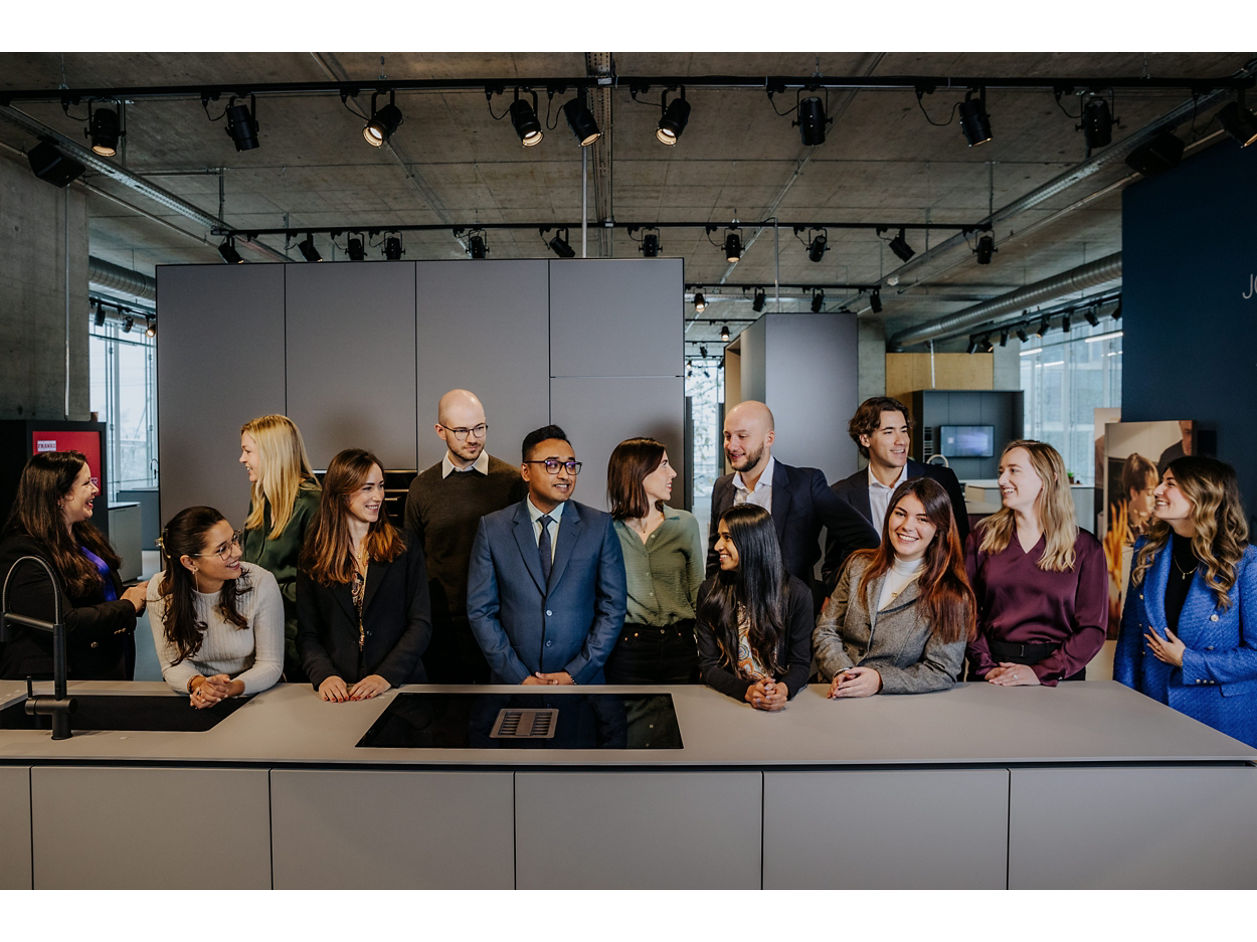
top-left (355, 692), bottom-right (682, 750)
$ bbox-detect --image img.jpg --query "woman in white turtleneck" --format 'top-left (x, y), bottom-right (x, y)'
top-left (813, 477), bottom-right (975, 697)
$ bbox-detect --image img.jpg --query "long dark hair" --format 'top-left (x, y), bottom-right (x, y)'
top-left (607, 437), bottom-right (667, 520)
top-left (3, 450), bottom-right (120, 596)
top-left (853, 477), bottom-right (976, 644)
top-left (301, 448), bottom-right (404, 586)
top-left (696, 504), bottom-right (785, 675)
top-left (157, 506), bottom-right (251, 665)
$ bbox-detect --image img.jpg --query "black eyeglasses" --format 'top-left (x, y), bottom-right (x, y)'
top-left (438, 423), bottom-right (488, 441)
top-left (524, 458), bottom-right (582, 475)
top-left (189, 530), bottom-right (244, 561)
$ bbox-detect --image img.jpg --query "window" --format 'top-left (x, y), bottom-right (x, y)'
top-left (89, 315), bottom-right (158, 499)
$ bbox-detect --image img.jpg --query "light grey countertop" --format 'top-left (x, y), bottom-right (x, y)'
top-left (1, 679), bottom-right (1254, 767)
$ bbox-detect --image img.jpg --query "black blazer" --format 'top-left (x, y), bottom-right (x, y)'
top-left (296, 533), bottom-right (432, 689)
top-left (706, 459), bottom-right (877, 588)
top-left (0, 532), bottom-right (137, 680)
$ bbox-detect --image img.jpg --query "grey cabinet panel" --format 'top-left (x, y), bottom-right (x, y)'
top-left (156, 264), bottom-right (286, 525)
top-left (515, 770), bottom-right (761, 889)
top-left (762, 769), bottom-right (1008, 889)
top-left (0, 766), bottom-right (31, 889)
top-left (30, 766), bottom-right (270, 888)
top-left (548, 258), bottom-right (683, 378)
top-left (415, 260), bottom-right (551, 470)
top-left (285, 263), bottom-right (418, 470)
top-left (550, 377), bottom-right (684, 513)
top-left (270, 768), bottom-right (514, 889)
top-left (1009, 767), bottom-right (1257, 889)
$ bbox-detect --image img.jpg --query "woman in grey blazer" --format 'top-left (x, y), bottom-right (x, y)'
top-left (815, 477), bottom-right (975, 697)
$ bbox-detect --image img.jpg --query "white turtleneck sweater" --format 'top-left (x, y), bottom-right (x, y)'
top-left (874, 554), bottom-right (925, 622)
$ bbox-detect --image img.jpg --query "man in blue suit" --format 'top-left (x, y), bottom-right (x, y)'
top-left (468, 425), bottom-right (627, 685)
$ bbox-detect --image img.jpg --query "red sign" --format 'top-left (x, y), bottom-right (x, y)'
top-left (31, 429), bottom-right (104, 489)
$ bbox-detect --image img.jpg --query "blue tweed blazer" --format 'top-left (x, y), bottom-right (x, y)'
top-left (1114, 538), bottom-right (1257, 747)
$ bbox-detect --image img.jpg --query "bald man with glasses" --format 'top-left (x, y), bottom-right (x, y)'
top-left (404, 388), bottom-right (525, 683)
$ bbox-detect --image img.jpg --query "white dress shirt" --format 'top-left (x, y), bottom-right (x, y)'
top-left (732, 456), bottom-right (775, 515)
top-left (867, 462), bottom-right (908, 535)
top-left (526, 496), bottom-right (565, 562)
top-left (442, 449), bottom-right (490, 478)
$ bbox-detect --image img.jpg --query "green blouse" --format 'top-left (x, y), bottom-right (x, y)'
top-left (613, 507), bottom-right (705, 627)
top-left (240, 482), bottom-right (321, 661)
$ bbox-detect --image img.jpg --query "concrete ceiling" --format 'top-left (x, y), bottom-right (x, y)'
top-left (1, 51), bottom-right (1252, 354)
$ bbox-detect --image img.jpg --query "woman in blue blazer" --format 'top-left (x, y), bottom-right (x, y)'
top-left (1114, 456), bottom-right (1257, 747)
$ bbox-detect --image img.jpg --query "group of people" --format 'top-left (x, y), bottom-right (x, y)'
top-left (2, 391), bottom-right (1254, 748)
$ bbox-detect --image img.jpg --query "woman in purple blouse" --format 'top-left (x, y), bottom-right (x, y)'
top-left (965, 440), bottom-right (1107, 685)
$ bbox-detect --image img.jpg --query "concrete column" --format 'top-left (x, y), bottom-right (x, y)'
top-left (0, 151), bottom-right (90, 420)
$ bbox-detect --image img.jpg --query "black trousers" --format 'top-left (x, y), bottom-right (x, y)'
top-left (604, 621), bottom-right (698, 685)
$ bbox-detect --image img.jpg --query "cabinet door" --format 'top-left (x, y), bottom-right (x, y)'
top-left (30, 766), bottom-right (270, 888)
top-left (0, 766), bottom-right (31, 889)
top-left (270, 769), bottom-right (514, 889)
top-left (515, 770), bottom-right (762, 889)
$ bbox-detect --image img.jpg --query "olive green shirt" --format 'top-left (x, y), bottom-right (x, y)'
top-left (613, 507), bottom-right (705, 627)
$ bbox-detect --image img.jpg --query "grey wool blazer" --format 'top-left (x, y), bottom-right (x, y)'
top-left (813, 554), bottom-right (966, 694)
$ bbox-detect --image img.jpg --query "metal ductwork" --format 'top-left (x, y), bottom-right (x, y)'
top-left (887, 252), bottom-right (1123, 350)
top-left (89, 256), bottom-right (156, 301)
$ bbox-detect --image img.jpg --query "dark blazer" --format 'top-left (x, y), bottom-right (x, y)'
top-left (295, 533), bottom-right (432, 689)
top-left (0, 532), bottom-right (136, 680)
top-left (825, 459), bottom-right (970, 586)
top-left (707, 459), bottom-right (877, 588)
top-left (1115, 539), bottom-right (1257, 748)
top-left (695, 573), bottom-right (814, 702)
top-left (467, 498), bottom-right (627, 684)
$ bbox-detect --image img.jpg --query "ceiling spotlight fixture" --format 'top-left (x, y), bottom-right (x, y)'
top-left (810, 289), bottom-right (824, 313)
top-left (966, 336), bottom-right (980, 355)
top-left (144, 316), bottom-right (156, 338)
top-left (27, 139), bottom-right (85, 187)
top-left (751, 288), bottom-right (766, 313)
top-left (467, 230), bottom-right (488, 259)
top-left (384, 234), bottom-right (404, 261)
top-left (224, 95), bottom-right (260, 152)
top-left (122, 315), bottom-right (134, 334)
top-left (363, 90), bottom-right (404, 147)
top-left (346, 236), bottom-right (366, 261)
top-left (795, 94), bottom-right (831, 146)
top-left (1061, 314), bottom-right (1072, 332)
top-left (1080, 94), bottom-right (1114, 150)
top-left (86, 103), bottom-right (121, 157)
top-left (1217, 96), bottom-right (1257, 148)
top-left (999, 328), bottom-right (1009, 347)
top-left (978, 335), bottom-right (994, 353)
top-left (1016, 328), bottom-right (1029, 343)
top-left (1112, 301), bottom-right (1122, 321)
top-left (656, 86), bottom-right (691, 146)
top-left (806, 228), bottom-right (829, 264)
top-left (547, 227), bottom-right (576, 259)
top-left (297, 233), bottom-right (322, 263)
top-left (510, 88), bottom-right (543, 147)
top-left (1084, 308), bottom-right (1099, 327)
top-left (693, 291), bottom-right (707, 313)
top-left (639, 229), bottom-right (661, 258)
top-left (1036, 317), bottom-right (1050, 337)
top-left (720, 323), bottom-right (731, 342)
top-left (975, 234), bottom-right (995, 265)
top-left (700, 345), bottom-right (709, 359)
top-left (217, 238), bottom-right (244, 264)
top-left (724, 229), bottom-right (742, 264)
top-left (869, 288), bottom-right (883, 314)
top-left (888, 228), bottom-right (915, 263)
top-left (93, 302), bottom-right (106, 327)
top-left (959, 87), bottom-right (992, 147)
top-left (563, 96), bottom-right (601, 147)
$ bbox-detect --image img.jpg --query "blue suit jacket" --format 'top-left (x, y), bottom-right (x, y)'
top-left (1114, 538), bottom-right (1257, 747)
top-left (467, 498), bottom-right (627, 684)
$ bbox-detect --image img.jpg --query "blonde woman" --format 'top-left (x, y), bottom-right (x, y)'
top-left (239, 414), bottom-right (320, 681)
top-left (965, 440), bottom-right (1107, 686)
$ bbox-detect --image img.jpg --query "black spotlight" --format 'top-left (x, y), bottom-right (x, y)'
top-left (978, 335), bottom-right (994, 353)
top-left (347, 236), bottom-right (366, 261)
top-left (1016, 328), bottom-right (1029, 343)
top-left (145, 317), bottom-right (157, 338)
top-left (966, 336), bottom-right (980, 354)
top-left (720, 323), bottom-right (731, 342)
top-left (297, 234), bottom-right (322, 263)
top-left (93, 303), bottom-right (106, 328)
top-left (1084, 308), bottom-right (1099, 327)
top-left (640, 231), bottom-right (661, 258)
top-left (976, 234), bottom-right (995, 265)
top-left (225, 95), bottom-right (259, 152)
top-left (869, 288), bottom-right (883, 314)
top-left (384, 235), bottom-right (404, 261)
top-left (657, 88), bottom-right (691, 145)
top-left (1080, 96), bottom-right (1113, 150)
top-left (807, 230), bottom-right (828, 263)
top-left (751, 288), bottom-right (766, 313)
top-left (724, 230), bottom-right (742, 264)
top-left (217, 239), bottom-right (244, 264)
top-left (27, 139), bottom-right (84, 187)
top-left (563, 97), bottom-right (601, 147)
top-left (1036, 317), bottom-right (1050, 337)
top-left (363, 92), bottom-right (404, 147)
top-left (999, 328), bottom-right (1009, 347)
top-left (1125, 131), bottom-right (1184, 176)
top-left (87, 105), bottom-right (121, 157)
top-left (700, 345), bottom-right (708, 358)
top-left (1112, 300), bottom-right (1122, 321)
top-left (888, 228), bottom-right (915, 263)
top-left (122, 315), bottom-right (134, 334)
top-left (468, 233), bottom-right (488, 259)
top-left (693, 291), bottom-right (707, 313)
top-left (548, 227), bottom-right (576, 259)
top-left (510, 90), bottom-right (543, 147)
top-left (796, 96), bottom-right (829, 146)
top-left (1217, 100), bottom-right (1257, 148)
top-left (1061, 314), bottom-right (1072, 332)
top-left (959, 88), bottom-right (992, 147)
top-left (810, 289), bottom-right (824, 313)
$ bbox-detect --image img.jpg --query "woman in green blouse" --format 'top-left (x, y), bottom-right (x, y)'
top-left (604, 437), bottom-right (705, 684)
top-left (238, 414), bottom-right (321, 682)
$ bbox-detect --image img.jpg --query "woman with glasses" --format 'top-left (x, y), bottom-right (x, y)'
top-left (604, 437), bottom-right (704, 684)
top-left (297, 448), bottom-right (432, 701)
top-left (238, 414), bottom-right (321, 682)
top-left (1, 450), bottom-right (148, 680)
top-left (146, 506), bottom-right (283, 707)
top-left (696, 504), bottom-right (813, 710)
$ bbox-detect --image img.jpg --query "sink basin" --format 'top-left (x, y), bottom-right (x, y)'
top-left (0, 694), bottom-right (246, 733)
